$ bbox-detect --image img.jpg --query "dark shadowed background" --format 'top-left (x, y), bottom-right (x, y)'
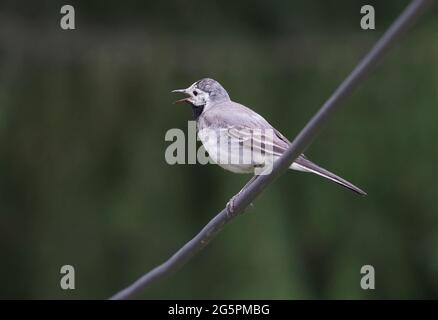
top-left (1, 0), bottom-right (438, 299)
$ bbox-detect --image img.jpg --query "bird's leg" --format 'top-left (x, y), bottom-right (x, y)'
top-left (226, 175), bottom-right (259, 216)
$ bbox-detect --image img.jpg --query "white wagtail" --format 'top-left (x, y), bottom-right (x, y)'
top-left (172, 78), bottom-right (366, 212)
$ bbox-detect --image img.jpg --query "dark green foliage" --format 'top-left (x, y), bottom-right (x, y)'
top-left (0, 0), bottom-right (438, 299)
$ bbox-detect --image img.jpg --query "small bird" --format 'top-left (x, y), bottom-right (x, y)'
top-left (172, 78), bottom-right (366, 212)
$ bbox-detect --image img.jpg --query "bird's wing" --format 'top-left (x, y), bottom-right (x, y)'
top-left (203, 101), bottom-right (292, 157)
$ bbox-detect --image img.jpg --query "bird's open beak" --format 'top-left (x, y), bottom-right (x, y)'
top-left (171, 89), bottom-right (192, 104)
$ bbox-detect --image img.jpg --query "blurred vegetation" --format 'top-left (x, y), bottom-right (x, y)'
top-left (1, 0), bottom-right (438, 299)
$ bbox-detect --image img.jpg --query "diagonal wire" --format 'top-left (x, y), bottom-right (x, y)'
top-left (110, 0), bottom-right (433, 300)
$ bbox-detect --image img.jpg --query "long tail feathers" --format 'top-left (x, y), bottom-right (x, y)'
top-left (292, 156), bottom-right (367, 196)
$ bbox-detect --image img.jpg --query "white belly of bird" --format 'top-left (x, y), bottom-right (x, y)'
top-left (198, 128), bottom-right (309, 174)
top-left (198, 129), bottom-right (285, 174)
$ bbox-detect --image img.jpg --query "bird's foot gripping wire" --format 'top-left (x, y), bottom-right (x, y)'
top-left (226, 175), bottom-right (258, 217)
top-left (226, 195), bottom-right (254, 217)
top-left (226, 196), bottom-right (238, 217)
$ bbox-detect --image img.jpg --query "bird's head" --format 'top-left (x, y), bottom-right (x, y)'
top-left (172, 78), bottom-right (230, 108)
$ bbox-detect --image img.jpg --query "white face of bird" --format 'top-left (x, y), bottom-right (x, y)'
top-left (172, 78), bottom-right (231, 108)
top-left (172, 82), bottom-right (210, 107)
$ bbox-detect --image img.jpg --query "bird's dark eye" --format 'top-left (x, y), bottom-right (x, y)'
top-left (193, 90), bottom-right (198, 96)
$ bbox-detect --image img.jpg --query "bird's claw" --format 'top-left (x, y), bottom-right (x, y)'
top-left (226, 196), bottom-right (237, 217)
top-left (226, 196), bottom-right (254, 217)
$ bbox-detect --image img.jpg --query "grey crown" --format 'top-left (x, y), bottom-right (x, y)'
top-left (196, 78), bottom-right (230, 103)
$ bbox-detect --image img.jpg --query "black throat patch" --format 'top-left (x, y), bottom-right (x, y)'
top-left (191, 104), bottom-right (205, 120)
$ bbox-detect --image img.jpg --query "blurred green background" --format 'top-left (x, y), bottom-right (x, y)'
top-left (1, 0), bottom-right (438, 299)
